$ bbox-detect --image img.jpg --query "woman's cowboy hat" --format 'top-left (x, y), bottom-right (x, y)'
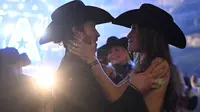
top-left (112, 3), bottom-right (186, 49)
top-left (39, 0), bottom-right (114, 45)
top-left (97, 36), bottom-right (133, 60)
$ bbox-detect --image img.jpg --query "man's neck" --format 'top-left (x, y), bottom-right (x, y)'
top-left (65, 52), bottom-right (87, 64)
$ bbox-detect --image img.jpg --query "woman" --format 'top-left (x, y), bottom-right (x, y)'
top-left (97, 36), bottom-right (133, 84)
top-left (68, 3), bottom-right (186, 112)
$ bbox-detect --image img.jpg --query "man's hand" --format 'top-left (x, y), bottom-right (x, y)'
top-left (129, 57), bottom-right (170, 94)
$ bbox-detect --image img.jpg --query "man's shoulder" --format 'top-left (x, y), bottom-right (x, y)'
top-left (58, 54), bottom-right (91, 74)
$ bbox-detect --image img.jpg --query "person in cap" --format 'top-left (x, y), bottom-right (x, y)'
top-left (0, 47), bottom-right (44, 112)
top-left (68, 3), bottom-right (186, 112)
top-left (39, 1), bottom-right (114, 112)
top-left (0, 47), bottom-right (31, 76)
top-left (97, 36), bottom-right (134, 85)
top-left (176, 75), bottom-right (199, 112)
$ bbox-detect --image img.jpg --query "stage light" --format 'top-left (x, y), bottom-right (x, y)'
top-left (0, 10), bottom-right (6, 15)
top-left (4, 24), bottom-right (15, 36)
top-left (33, 66), bottom-right (56, 90)
top-left (2, 4), bottom-right (8, 9)
top-left (0, 16), bottom-right (2, 24)
top-left (33, 23), bottom-right (45, 37)
top-left (47, 5), bottom-right (55, 12)
top-left (42, 0), bottom-right (46, 2)
top-left (18, 3), bottom-right (24, 10)
top-left (23, 12), bottom-right (30, 17)
top-left (37, 13), bottom-right (43, 18)
top-left (32, 5), bottom-right (38, 11)
top-left (8, 11), bottom-right (19, 18)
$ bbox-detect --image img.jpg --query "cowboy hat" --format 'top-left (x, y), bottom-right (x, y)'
top-left (97, 36), bottom-right (133, 60)
top-left (0, 47), bottom-right (31, 67)
top-left (39, 0), bottom-right (114, 45)
top-left (112, 3), bottom-right (186, 49)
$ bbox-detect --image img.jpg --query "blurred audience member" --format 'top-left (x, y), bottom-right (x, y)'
top-left (97, 36), bottom-right (133, 84)
top-left (0, 47), bottom-right (44, 112)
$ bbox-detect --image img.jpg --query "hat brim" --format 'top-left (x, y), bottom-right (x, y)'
top-left (86, 6), bottom-right (114, 24)
top-left (39, 21), bottom-right (64, 45)
top-left (97, 39), bottom-right (128, 57)
top-left (39, 6), bottom-right (114, 45)
top-left (112, 10), bottom-right (186, 49)
top-left (19, 53), bottom-right (31, 67)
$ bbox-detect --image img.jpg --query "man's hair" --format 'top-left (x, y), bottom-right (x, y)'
top-left (53, 23), bottom-right (85, 49)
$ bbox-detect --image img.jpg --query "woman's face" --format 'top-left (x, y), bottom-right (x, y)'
top-left (127, 25), bottom-right (140, 52)
top-left (107, 46), bottom-right (128, 65)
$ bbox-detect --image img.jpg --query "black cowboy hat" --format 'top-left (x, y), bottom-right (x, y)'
top-left (112, 3), bottom-right (186, 49)
top-left (97, 36), bottom-right (133, 59)
top-left (39, 0), bottom-right (114, 45)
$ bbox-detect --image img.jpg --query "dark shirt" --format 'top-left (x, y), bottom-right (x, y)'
top-left (54, 53), bottom-right (109, 112)
top-left (106, 86), bottom-right (148, 112)
top-left (111, 63), bottom-right (133, 84)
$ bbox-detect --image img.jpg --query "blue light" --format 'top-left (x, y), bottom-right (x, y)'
top-left (32, 5), bottom-right (38, 11)
top-left (47, 4), bottom-right (55, 12)
top-left (2, 4), bottom-right (8, 9)
top-left (18, 3), bottom-right (24, 10)
top-left (42, 0), bottom-right (46, 2)
top-left (23, 12), bottom-right (30, 17)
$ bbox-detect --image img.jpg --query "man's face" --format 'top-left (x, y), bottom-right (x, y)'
top-left (82, 21), bottom-right (100, 48)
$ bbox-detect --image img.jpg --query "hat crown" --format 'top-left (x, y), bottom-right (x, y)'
top-left (51, 1), bottom-right (86, 22)
top-left (140, 3), bottom-right (173, 22)
top-left (106, 36), bottom-right (119, 44)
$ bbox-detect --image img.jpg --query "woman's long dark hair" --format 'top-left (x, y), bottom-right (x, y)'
top-left (134, 25), bottom-right (182, 112)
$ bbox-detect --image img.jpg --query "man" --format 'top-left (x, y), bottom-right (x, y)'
top-left (39, 1), bottom-right (113, 112)
top-left (39, 1), bottom-right (169, 112)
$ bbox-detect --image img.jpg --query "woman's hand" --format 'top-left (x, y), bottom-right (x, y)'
top-left (67, 38), bottom-right (96, 64)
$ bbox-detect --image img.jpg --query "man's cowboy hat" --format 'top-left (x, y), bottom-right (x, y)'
top-left (97, 36), bottom-right (133, 60)
top-left (39, 0), bottom-right (114, 45)
top-left (112, 3), bottom-right (186, 49)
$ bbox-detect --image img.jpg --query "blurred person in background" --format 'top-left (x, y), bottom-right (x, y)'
top-left (0, 47), bottom-right (31, 76)
top-left (178, 76), bottom-right (198, 112)
top-left (191, 75), bottom-right (200, 95)
top-left (97, 36), bottom-right (133, 84)
top-left (191, 75), bottom-right (200, 87)
top-left (0, 47), bottom-right (44, 112)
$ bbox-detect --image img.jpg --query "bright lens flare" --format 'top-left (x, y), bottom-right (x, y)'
top-left (33, 66), bottom-right (55, 90)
